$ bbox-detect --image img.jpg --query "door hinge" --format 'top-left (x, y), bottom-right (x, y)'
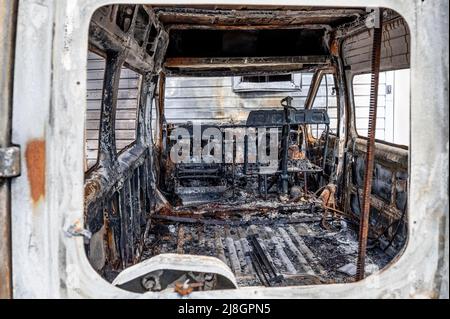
top-left (0, 146), bottom-right (21, 178)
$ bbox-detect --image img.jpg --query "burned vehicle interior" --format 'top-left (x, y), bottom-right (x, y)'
top-left (84, 5), bottom-right (409, 294)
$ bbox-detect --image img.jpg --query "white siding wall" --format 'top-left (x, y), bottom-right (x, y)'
top-left (164, 73), bottom-right (338, 134)
top-left (392, 69), bottom-right (410, 146)
top-left (164, 75), bottom-right (307, 124)
top-left (311, 74), bottom-right (338, 137)
top-left (353, 72), bottom-right (389, 140)
top-left (353, 69), bottom-right (410, 146)
top-left (85, 52), bottom-right (141, 170)
top-left (164, 71), bottom-right (409, 146)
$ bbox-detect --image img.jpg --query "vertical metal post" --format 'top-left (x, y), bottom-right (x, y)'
top-left (98, 51), bottom-right (124, 170)
top-left (0, 0), bottom-right (19, 299)
top-left (136, 77), bottom-right (150, 146)
top-left (157, 71), bottom-right (166, 150)
top-left (303, 172), bottom-right (308, 193)
top-left (356, 9), bottom-right (383, 281)
top-left (280, 96), bottom-right (293, 195)
top-left (244, 135), bottom-right (248, 174)
top-left (156, 72), bottom-right (166, 186)
top-left (320, 125), bottom-right (330, 187)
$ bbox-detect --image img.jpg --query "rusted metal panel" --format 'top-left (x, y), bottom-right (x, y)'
top-left (11, 0), bottom-right (57, 298)
top-left (0, 0), bottom-right (18, 300)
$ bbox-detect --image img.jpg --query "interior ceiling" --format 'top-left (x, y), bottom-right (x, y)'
top-left (88, 5), bottom-right (404, 76)
top-left (135, 6), bottom-right (387, 75)
top-left (148, 6), bottom-right (367, 28)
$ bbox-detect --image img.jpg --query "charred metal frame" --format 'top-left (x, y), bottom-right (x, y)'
top-left (342, 14), bottom-right (411, 269)
top-left (346, 141), bottom-right (408, 242)
top-left (163, 56), bottom-right (331, 77)
top-left (302, 67), bottom-right (341, 190)
top-left (84, 4), bottom-right (169, 275)
top-left (165, 106), bottom-right (330, 201)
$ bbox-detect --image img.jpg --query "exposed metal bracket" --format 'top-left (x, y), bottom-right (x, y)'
top-left (364, 10), bottom-right (378, 29)
top-left (64, 221), bottom-right (92, 244)
top-left (0, 146), bottom-right (20, 178)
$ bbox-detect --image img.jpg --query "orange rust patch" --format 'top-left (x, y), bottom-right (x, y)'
top-left (25, 139), bottom-right (46, 203)
top-left (84, 179), bottom-right (101, 202)
top-left (330, 40), bottom-right (339, 56)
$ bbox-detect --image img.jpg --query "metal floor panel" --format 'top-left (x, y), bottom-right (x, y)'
top-left (141, 211), bottom-right (389, 287)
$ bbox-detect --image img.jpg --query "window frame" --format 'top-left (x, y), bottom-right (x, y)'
top-left (350, 70), bottom-right (410, 149)
top-left (305, 69), bottom-right (338, 141)
top-left (312, 72), bottom-right (337, 140)
top-left (232, 73), bottom-right (301, 92)
top-left (115, 65), bottom-right (143, 156)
